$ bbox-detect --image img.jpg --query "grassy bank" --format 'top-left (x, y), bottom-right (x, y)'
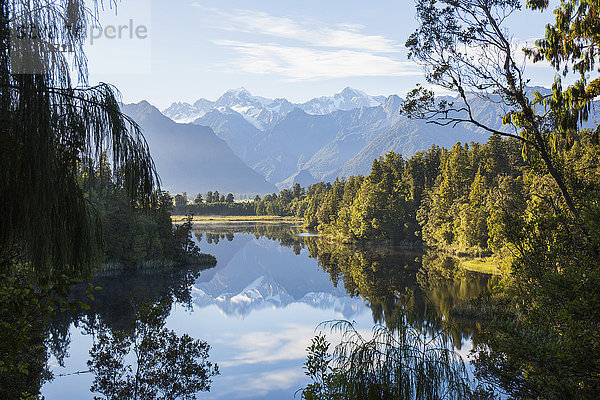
top-left (459, 258), bottom-right (502, 275)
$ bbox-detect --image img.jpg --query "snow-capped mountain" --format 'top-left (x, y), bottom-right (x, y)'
top-left (162, 87), bottom-right (385, 128)
top-left (158, 88), bottom-right (501, 190)
top-left (299, 87), bottom-right (384, 115)
top-left (155, 87), bottom-right (574, 192)
top-left (161, 102), bottom-right (203, 124)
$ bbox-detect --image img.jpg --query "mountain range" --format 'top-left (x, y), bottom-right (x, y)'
top-left (122, 101), bottom-right (276, 194)
top-left (124, 87), bottom-right (521, 194)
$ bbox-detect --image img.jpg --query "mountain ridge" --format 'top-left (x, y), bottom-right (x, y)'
top-left (122, 101), bottom-right (277, 194)
top-left (138, 87), bottom-right (562, 192)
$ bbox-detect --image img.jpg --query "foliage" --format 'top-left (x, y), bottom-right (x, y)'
top-left (0, 0), bottom-right (158, 279)
top-left (300, 317), bottom-right (474, 400)
top-left (526, 0), bottom-right (600, 140)
top-left (0, 274), bottom-right (53, 399)
top-left (88, 300), bottom-right (219, 400)
top-left (83, 158), bottom-right (214, 269)
top-left (468, 148), bottom-right (600, 397)
top-left (401, 0), bottom-right (600, 397)
top-left (403, 0), bottom-right (583, 223)
top-left (0, 1), bottom-right (161, 397)
top-left (301, 334), bottom-right (343, 400)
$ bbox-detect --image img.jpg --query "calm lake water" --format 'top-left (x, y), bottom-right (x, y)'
top-left (42, 224), bottom-right (494, 399)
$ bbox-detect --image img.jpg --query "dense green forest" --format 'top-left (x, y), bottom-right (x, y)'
top-left (174, 135), bottom-right (524, 253)
top-left (84, 154), bottom-right (215, 268)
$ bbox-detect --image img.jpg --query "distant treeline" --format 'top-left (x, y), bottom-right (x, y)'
top-left (173, 190), bottom-right (256, 216)
top-left (173, 135), bottom-right (527, 254)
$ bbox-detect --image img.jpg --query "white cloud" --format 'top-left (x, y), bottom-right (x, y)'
top-left (195, 7), bottom-right (401, 53)
top-left (192, 5), bottom-right (416, 80)
top-left (212, 40), bottom-right (419, 81)
top-left (214, 323), bottom-right (314, 368)
top-left (212, 368), bottom-right (305, 399)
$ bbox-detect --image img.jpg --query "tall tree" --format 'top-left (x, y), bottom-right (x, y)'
top-left (174, 193), bottom-right (188, 208)
top-left (0, 0), bottom-right (158, 278)
top-left (526, 0), bottom-right (600, 137)
top-left (403, 0), bottom-right (586, 223)
top-left (0, 1), bottom-right (158, 396)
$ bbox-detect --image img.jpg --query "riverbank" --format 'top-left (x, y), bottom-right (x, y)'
top-left (458, 258), bottom-right (502, 275)
top-left (171, 215), bottom-right (303, 225)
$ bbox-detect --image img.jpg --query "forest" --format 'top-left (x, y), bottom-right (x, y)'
top-left (2, 0), bottom-right (600, 399)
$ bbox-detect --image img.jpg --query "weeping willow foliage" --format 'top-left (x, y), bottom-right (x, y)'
top-left (0, 1), bottom-right (158, 279)
top-left (302, 316), bottom-right (474, 400)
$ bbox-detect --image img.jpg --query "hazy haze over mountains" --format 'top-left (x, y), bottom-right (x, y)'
top-left (121, 101), bottom-right (276, 194)
top-left (125, 87), bottom-right (521, 194)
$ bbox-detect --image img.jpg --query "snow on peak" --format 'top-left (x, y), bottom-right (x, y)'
top-left (299, 88), bottom-right (383, 115)
top-left (191, 274), bottom-right (367, 319)
top-left (337, 86), bottom-right (363, 97)
top-left (228, 87), bottom-right (250, 95)
top-left (162, 87), bottom-right (386, 126)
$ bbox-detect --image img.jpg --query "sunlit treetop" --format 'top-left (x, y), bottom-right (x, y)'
top-left (525, 0), bottom-right (600, 129)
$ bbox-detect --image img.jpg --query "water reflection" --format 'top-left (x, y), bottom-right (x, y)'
top-left (302, 237), bottom-right (496, 348)
top-left (193, 225), bottom-right (496, 343)
top-left (43, 224), bottom-right (495, 400)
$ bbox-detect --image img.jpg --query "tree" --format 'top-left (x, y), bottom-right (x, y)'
top-left (293, 183), bottom-right (303, 198)
top-left (205, 191), bottom-right (213, 204)
top-left (193, 193), bottom-right (203, 205)
top-left (404, 1), bottom-right (600, 396)
top-left (174, 193), bottom-right (187, 208)
top-left (88, 300), bottom-right (219, 400)
top-left (225, 193), bottom-right (234, 203)
top-left (213, 191), bottom-right (220, 203)
top-left (301, 318), bottom-right (474, 400)
top-left (403, 0), bottom-right (583, 223)
top-left (526, 0), bottom-right (600, 138)
top-left (0, 1), bottom-right (158, 396)
top-left (0, 0), bottom-right (158, 277)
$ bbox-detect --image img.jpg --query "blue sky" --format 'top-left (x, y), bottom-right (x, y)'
top-left (84, 0), bottom-right (560, 109)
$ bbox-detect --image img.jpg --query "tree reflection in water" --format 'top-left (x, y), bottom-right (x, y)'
top-left (190, 224), bottom-right (496, 347)
top-left (47, 224), bottom-right (496, 397)
top-left (49, 262), bottom-right (213, 369)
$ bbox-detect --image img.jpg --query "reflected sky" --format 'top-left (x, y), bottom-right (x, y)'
top-left (42, 228), bottom-right (374, 400)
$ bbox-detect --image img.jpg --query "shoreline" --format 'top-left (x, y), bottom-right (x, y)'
top-left (171, 215), bottom-right (303, 225)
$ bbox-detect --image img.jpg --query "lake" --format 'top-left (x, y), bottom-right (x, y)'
top-left (42, 224), bottom-right (495, 399)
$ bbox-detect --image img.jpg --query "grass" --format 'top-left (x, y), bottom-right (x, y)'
top-left (459, 258), bottom-right (502, 275)
top-left (171, 215), bottom-right (302, 224)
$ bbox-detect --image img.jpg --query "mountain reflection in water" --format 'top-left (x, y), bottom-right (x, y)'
top-left (43, 224), bottom-right (495, 400)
